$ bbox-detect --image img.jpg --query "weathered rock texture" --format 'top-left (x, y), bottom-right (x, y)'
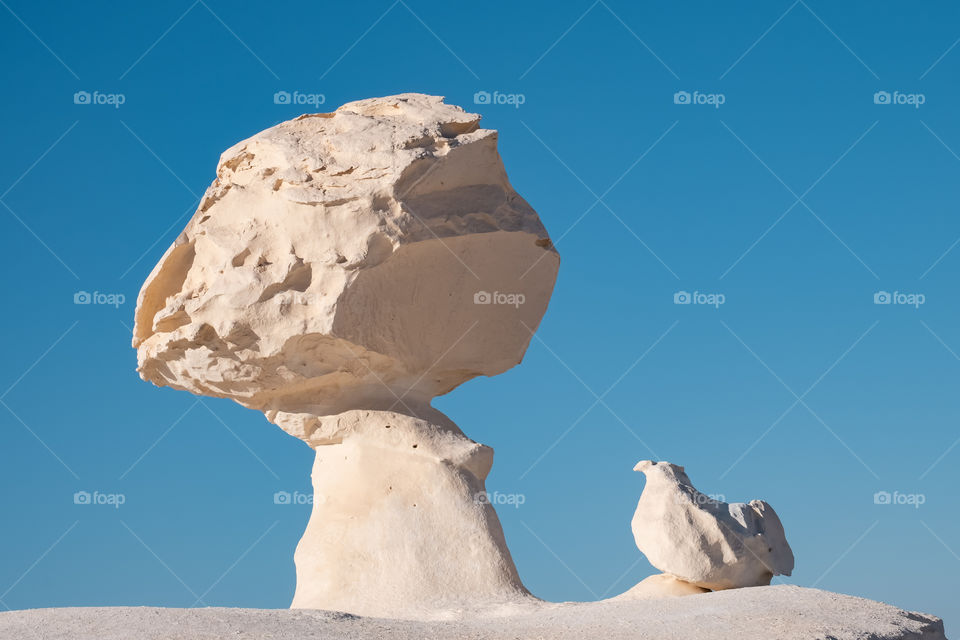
top-left (133, 93), bottom-right (557, 428)
top-left (631, 460), bottom-right (794, 591)
top-left (133, 94), bottom-right (559, 618)
top-left (290, 409), bottom-right (527, 617)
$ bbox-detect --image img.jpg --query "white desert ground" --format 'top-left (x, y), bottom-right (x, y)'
top-left (0, 586), bottom-right (945, 639)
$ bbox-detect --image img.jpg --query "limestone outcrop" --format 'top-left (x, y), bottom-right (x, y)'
top-left (133, 94), bottom-right (559, 618)
top-left (132, 93), bottom-right (558, 431)
top-left (290, 409), bottom-right (526, 616)
top-left (630, 461), bottom-right (794, 591)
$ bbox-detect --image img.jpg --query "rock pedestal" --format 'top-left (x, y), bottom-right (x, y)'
top-left (290, 409), bottom-right (527, 617)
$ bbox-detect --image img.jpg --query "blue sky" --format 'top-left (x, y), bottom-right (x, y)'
top-left (1, 0), bottom-right (957, 631)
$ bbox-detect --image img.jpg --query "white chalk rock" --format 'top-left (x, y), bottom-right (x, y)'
top-left (132, 94), bottom-right (559, 618)
top-left (132, 93), bottom-right (559, 435)
top-left (631, 461), bottom-right (794, 590)
top-left (291, 409), bottom-right (527, 618)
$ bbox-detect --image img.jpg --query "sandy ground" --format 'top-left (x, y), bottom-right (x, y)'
top-left (0, 585), bottom-right (945, 640)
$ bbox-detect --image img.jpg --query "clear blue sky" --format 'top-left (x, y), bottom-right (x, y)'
top-left (1, 0), bottom-right (957, 631)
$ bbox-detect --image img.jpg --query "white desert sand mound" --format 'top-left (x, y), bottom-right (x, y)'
top-left (0, 585), bottom-right (944, 640)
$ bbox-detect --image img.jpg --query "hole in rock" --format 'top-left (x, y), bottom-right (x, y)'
top-left (231, 249), bottom-right (251, 267)
top-left (257, 259), bottom-right (312, 303)
top-left (223, 151), bottom-right (255, 172)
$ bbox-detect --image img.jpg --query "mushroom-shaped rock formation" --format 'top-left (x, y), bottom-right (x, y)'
top-left (132, 94), bottom-right (560, 618)
top-left (630, 460), bottom-right (794, 591)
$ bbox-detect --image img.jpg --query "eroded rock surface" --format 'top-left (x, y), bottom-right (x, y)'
top-left (133, 93), bottom-right (559, 438)
top-left (631, 460), bottom-right (794, 591)
top-left (291, 409), bottom-right (528, 617)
